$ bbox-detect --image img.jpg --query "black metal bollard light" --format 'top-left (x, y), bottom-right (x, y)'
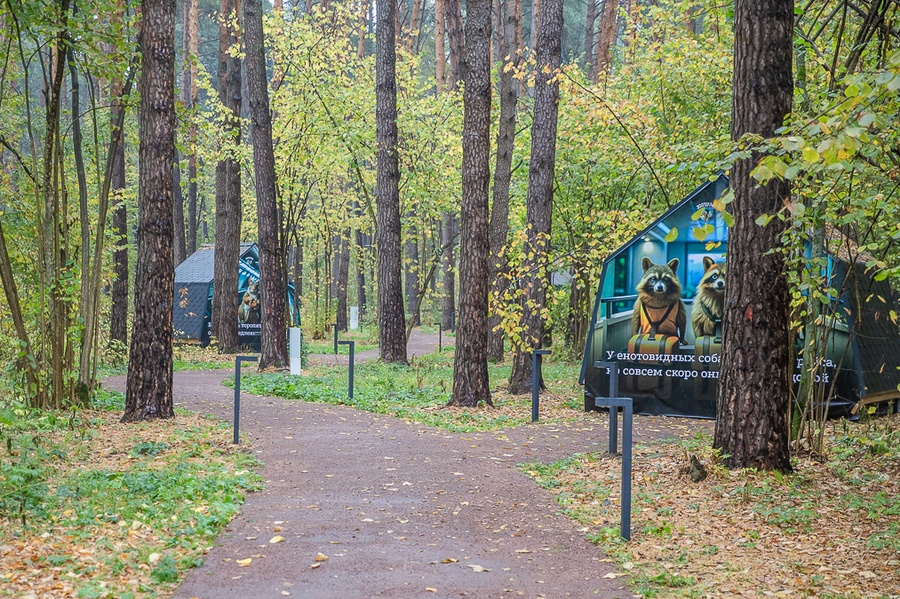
top-left (332, 323), bottom-right (339, 355)
top-left (593, 360), bottom-right (634, 540)
top-left (531, 349), bottom-right (552, 422)
top-left (435, 323), bottom-right (442, 352)
top-left (338, 340), bottom-right (355, 399)
top-left (233, 355), bottom-right (259, 444)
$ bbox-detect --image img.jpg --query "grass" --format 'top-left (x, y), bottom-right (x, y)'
top-left (0, 391), bottom-right (262, 598)
top-left (235, 349), bottom-right (587, 433)
top-left (302, 329), bottom-right (379, 354)
top-left (521, 414), bottom-right (900, 598)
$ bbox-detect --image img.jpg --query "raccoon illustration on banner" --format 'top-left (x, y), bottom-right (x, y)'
top-left (580, 174), bottom-right (899, 419)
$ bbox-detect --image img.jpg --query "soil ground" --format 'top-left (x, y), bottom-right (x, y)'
top-left (107, 331), bottom-right (709, 599)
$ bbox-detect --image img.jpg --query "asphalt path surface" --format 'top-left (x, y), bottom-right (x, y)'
top-left (107, 333), bottom-right (706, 598)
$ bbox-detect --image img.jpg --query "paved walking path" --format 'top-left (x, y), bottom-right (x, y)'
top-left (108, 333), bottom-right (707, 598)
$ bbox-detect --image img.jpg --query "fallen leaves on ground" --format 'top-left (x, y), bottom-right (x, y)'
top-left (0, 411), bottom-right (260, 599)
top-left (525, 414), bottom-right (900, 598)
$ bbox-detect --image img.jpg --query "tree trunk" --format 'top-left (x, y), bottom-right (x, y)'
top-left (42, 8), bottom-right (71, 410)
top-left (357, 0), bottom-right (368, 58)
top-left (123, 0), bottom-right (176, 423)
top-left (333, 232), bottom-right (350, 330)
top-left (531, 0), bottom-right (539, 49)
top-left (441, 213), bottom-right (456, 330)
top-left (213, 0), bottom-right (242, 353)
top-left (593, 0), bottom-right (617, 82)
top-left (376, 0), bottom-right (408, 364)
top-left (714, 0), bottom-right (794, 473)
top-left (109, 73), bottom-right (128, 349)
top-left (405, 220), bottom-right (420, 326)
top-left (508, 0), bottom-right (562, 394)
top-left (450, 0), bottom-right (492, 407)
top-left (173, 155), bottom-right (187, 265)
top-left (245, 0), bottom-right (288, 369)
top-left (355, 228), bottom-right (368, 320)
top-left (293, 239), bottom-right (303, 325)
top-left (185, 0), bottom-right (199, 256)
top-left (68, 42), bottom-right (91, 404)
top-left (584, 0), bottom-right (596, 71)
top-left (445, 0), bottom-right (464, 84)
top-left (487, 0), bottom-right (519, 363)
top-left (514, 0), bottom-right (525, 95)
top-left (435, 0), bottom-right (445, 92)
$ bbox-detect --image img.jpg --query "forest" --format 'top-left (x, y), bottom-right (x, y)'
top-left (0, 0), bottom-right (899, 595)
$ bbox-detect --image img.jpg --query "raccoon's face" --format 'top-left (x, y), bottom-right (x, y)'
top-left (703, 269), bottom-right (725, 291)
top-left (637, 257), bottom-right (682, 297)
top-left (645, 274), bottom-right (671, 294)
top-left (699, 258), bottom-right (725, 293)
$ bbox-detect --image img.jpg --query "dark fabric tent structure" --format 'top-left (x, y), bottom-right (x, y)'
top-left (174, 243), bottom-right (293, 350)
top-left (580, 174), bottom-right (900, 418)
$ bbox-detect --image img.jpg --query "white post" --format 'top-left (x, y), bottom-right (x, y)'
top-left (350, 306), bottom-right (359, 331)
top-left (290, 327), bottom-right (302, 375)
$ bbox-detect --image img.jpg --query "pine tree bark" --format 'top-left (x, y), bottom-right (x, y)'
top-left (123, 0), bottom-right (176, 423)
top-left (435, 0), bottom-right (445, 92)
top-left (445, 0), bottom-right (464, 84)
top-left (508, 0), bottom-right (562, 394)
top-left (487, 0), bottom-right (519, 362)
top-left (376, 0), bottom-right (408, 364)
top-left (593, 0), bottom-right (617, 82)
top-left (333, 232), bottom-right (350, 330)
top-left (450, 0), bottom-right (492, 407)
top-left (213, 0), bottom-right (242, 353)
top-left (514, 0), bottom-right (525, 94)
top-left (714, 0), bottom-right (794, 473)
top-left (109, 71), bottom-right (129, 348)
top-left (244, 0), bottom-right (288, 369)
top-left (185, 0), bottom-right (199, 256)
top-left (173, 155), bottom-right (187, 265)
top-left (584, 0), bottom-right (596, 71)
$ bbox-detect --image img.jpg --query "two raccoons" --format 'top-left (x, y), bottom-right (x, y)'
top-left (630, 256), bottom-right (726, 342)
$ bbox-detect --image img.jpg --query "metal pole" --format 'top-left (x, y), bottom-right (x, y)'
top-left (332, 322), bottom-right (339, 354)
top-left (532, 349), bottom-right (552, 422)
top-left (234, 355), bottom-right (259, 444)
top-left (622, 398), bottom-right (633, 541)
top-left (594, 361), bottom-right (620, 453)
top-left (592, 360), bottom-right (633, 541)
top-left (338, 340), bottom-right (355, 399)
top-left (435, 323), bottom-right (442, 351)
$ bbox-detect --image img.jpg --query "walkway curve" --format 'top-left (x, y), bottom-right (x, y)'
top-left (107, 358), bottom-right (707, 598)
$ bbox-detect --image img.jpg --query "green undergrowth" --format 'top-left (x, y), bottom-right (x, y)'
top-left (235, 349), bottom-right (584, 432)
top-left (0, 390), bottom-right (263, 598)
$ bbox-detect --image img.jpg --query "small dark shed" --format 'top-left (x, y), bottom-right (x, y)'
top-left (174, 243), bottom-right (294, 349)
top-left (580, 174), bottom-right (900, 418)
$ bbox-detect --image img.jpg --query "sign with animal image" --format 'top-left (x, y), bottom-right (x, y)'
top-left (237, 274), bottom-right (261, 351)
top-left (581, 175), bottom-right (734, 418)
top-left (581, 174), bottom-right (877, 419)
top-left (609, 255), bottom-right (726, 416)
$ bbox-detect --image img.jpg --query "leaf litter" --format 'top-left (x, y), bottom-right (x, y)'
top-left (0, 410), bottom-right (261, 598)
top-left (524, 414), bottom-right (900, 598)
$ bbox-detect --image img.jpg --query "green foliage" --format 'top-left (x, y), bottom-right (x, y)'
top-left (0, 413), bottom-right (262, 595)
